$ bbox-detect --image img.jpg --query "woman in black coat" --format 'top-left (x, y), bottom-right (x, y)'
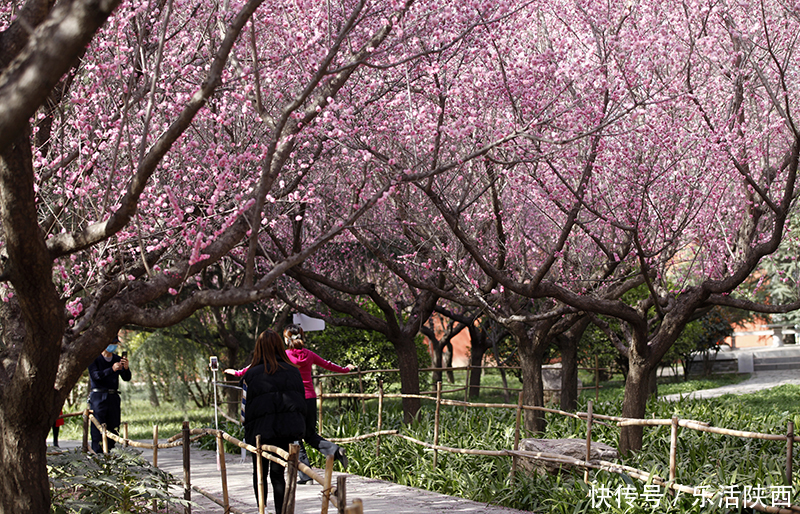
top-left (242, 330), bottom-right (306, 514)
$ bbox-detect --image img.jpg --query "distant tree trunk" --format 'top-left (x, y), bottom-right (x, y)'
top-left (467, 323), bottom-right (493, 398)
top-left (144, 360), bottom-right (160, 407)
top-left (648, 366), bottom-right (658, 399)
top-left (393, 336), bottom-right (421, 423)
top-left (210, 307), bottom-right (243, 419)
top-left (513, 321), bottom-right (553, 434)
top-left (422, 317), bottom-right (464, 386)
top-left (225, 345), bottom-right (240, 419)
top-left (422, 324), bottom-right (446, 385)
top-left (443, 343), bottom-right (455, 383)
top-left (430, 343), bottom-right (444, 384)
top-left (558, 317), bottom-right (590, 412)
top-left (490, 333), bottom-right (511, 403)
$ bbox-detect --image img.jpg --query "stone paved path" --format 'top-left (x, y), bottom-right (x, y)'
top-left (662, 368), bottom-right (800, 401)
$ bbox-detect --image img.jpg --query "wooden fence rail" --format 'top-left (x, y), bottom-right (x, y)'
top-left (67, 409), bottom-right (362, 514)
top-left (310, 358), bottom-right (612, 404)
top-left (208, 362), bottom-right (800, 513)
top-left (206, 368), bottom-right (800, 514)
top-left (314, 381), bottom-right (800, 514)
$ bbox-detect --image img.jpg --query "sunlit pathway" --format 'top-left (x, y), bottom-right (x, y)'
top-left (662, 369), bottom-right (800, 401)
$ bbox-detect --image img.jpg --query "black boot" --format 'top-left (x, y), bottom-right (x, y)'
top-left (335, 448), bottom-right (348, 470)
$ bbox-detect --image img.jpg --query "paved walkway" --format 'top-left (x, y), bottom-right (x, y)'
top-left (55, 439), bottom-right (528, 514)
top-left (662, 368), bottom-right (800, 401)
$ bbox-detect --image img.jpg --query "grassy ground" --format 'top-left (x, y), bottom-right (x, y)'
top-left (57, 380), bottom-right (215, 442)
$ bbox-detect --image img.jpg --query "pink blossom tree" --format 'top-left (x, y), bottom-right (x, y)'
top-left (418, 0), bottom-right (800, 454)
top-left (0, 0), bottom-right (453, 509)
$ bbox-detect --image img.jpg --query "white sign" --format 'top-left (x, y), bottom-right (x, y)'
top-left (293, 313), bottom-right (326, 332)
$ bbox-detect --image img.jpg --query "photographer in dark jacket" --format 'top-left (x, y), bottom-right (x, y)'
top-left (242, 329), bottom-right (306, 514)
top-left (88, 336), bottom-right (131, 453)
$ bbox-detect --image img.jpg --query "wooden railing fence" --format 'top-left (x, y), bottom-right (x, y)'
top-left (57, 409), bottom-right (363, 514)
top-left (311, 357), bottom-right (611, 407)
top-left (211, 366), bottom-right (800, 513)
top-left (312, 372), bottom-right (800, 514)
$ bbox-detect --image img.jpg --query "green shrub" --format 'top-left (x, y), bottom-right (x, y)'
top-left (48, 447), bottom-right (193, 513)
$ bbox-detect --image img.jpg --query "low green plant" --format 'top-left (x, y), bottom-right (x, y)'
top-left (48, 447), bottom-right (193, 513)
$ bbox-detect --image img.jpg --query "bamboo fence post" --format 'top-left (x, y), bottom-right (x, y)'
top-left (182, 420), bottom-right (191, 514)
top-left (216, 431), bottom-right (229, 512)
top-left (321, 454), bottom-right (335, 514)
top-left (152, 425), bottom-right (159, 467)
top-left (584, 400), bottom-right (593, 483)
top-left (81, 409), bottom-right (89, 452)
top-left (787, 421), bottom-right (794, 484)
top-left (433, 381), bottom-right (442, 469)
top-left (594, 356), bottom-right (600, 401)
top-left (152, 424), bottom-right (159, 514)
top-left (336, 475), bottom-right (347, 514)
top-left (319, 380), bottom-right (325, 435)
top-left (511, 391), bottom-right (523, 483)
top-left (669, 416), bottom-right (679, 483)
top-left (344, 499), bottom-right (363, 514)
top-left (464, 365), bottom-right (471, 403)
top-left (376, 380), bottom-right (384, 457)
top-left (358, 366), bottom-right (365, 414)
top-left (256, 435), bottom-right (265, 514)
top-left (123, 422), bottom-right (129, 447)
top-left (283, 443), bottom-right (300, 514)
top-left (102, 424), bottom-right (108, 454)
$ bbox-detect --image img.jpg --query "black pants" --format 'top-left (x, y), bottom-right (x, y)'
top-left (89, 391), bottom-right (121, 453)
top-left (297, 397), bottom-right (340, 481)
top-left (252, 439), bottom-right (292, 514)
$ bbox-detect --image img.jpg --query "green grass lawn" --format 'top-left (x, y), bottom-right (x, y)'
top-left (57, 381), bottom-right (216, 442)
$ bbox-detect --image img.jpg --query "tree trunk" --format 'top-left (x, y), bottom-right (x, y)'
top-left (144, 360), bottom-right (160, 407)
top-left (467, 324), bottom-right (491, 399)
top-left (619, 356), bottom-right (654, 454)
top-left (430, 340), bottom-right (444, 385)
top-left (490, 337), bottom-right (510, 403)
top-left (515, 322), bottom-right (551, 434)
top-left (558, 317), bottom-right (590, 412)
top-left (225, 345), bottom-right (240, 419)
top-left (394, 337), bottom-right (421, 423)
top-left (648, 366), bottom-right (658, 399)
top-left (520, 348), bottom-right (546, 433)
top-left (0, 415), bottom-right (51, 513)
top-left (558, 336), bottom-right (579, 412)
top-left (467, 345), bottom-right (487, 399)
top-left (0, 130), bottom-right (66, 513)
top-left (443, 343), bottom-right (454, 383)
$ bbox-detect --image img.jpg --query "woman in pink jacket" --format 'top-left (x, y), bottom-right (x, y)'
top-left (284, 324), bottom-right (354, 484)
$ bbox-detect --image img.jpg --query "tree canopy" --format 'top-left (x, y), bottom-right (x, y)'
top-left (2, 0), bottom-right (800, 510)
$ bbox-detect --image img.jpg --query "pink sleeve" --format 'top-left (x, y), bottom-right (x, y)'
top-left (233, 365), bottom-right (250, 377)
top-left (309, 351), bottom-right (350, 374)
